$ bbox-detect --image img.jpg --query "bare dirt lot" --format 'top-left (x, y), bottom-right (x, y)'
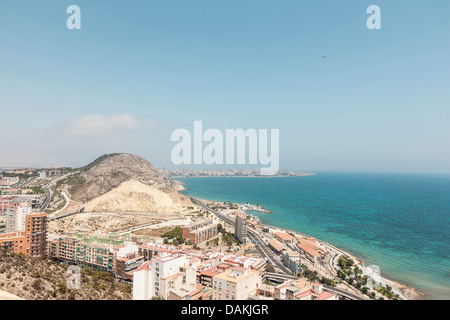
top-left (133, 227), bottom-right (175, 238)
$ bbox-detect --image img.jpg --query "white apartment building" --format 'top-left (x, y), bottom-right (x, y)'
top-left (133, 261), bottom-right (154, 300)
top-left (5, 200), bottom-right (32, 233)
top-left (212, 266), bottom-right (261, 300)
top-left (133, 254), bottom-right (192, 300)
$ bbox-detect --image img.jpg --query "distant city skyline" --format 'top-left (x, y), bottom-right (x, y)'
top-left (1, 1), bottom-right (449, 173)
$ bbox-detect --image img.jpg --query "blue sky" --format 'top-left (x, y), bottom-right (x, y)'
top-left (0, 0), bottom-right (449, 172)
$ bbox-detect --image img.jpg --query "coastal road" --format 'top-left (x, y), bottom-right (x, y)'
top-left (323, 285), bottom-right (364, 300)
top-left (194, 198), bottom-right (293, 275)
top-left (193, 198), bottom-right (234, 225)
top-left (247, 231), bottom-right (293, 275)
top-left (264, 273), bottom-right (363, 300)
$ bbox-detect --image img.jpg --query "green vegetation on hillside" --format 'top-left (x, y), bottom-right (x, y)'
top-left (56, 173), bottom-right (86, 187)
top-left (73, 153), bottom-right (124, 172)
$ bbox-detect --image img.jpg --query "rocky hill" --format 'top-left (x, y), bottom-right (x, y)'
top-left (68, 153), bottom-right (192, 213)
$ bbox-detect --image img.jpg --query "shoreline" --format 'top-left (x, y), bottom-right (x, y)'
top-left (258, 222), bottom-right (424, 300)
top-left (193, 197), bottom-right (424, 300)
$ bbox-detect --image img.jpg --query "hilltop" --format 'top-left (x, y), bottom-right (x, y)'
top-left (65, 153), bottom-right (192, 214)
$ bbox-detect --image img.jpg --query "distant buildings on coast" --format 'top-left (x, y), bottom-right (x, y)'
top-left (162, 168), bottom-right (315, 178)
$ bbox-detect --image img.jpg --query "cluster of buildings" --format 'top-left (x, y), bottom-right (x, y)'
top-left (45, 233), bottom-right (270, 300)
top-left (1, 190), bottom-right (42, 213)
top-left (164, 169), bottom-right (252, 177)
top-left (132, 243), bottom-right (267, 300)
top-left (164, 169), bottom-right (313, 177)
top-left (266, 231), bottom-right (326, 273)
top-left (255, 278), bottom-right (337, 300)
top-left (1, 167), bottom-right (68, 182)
top-left (0, 185), bottom-right (337, 301)
top-left (2, 212), bottom-right (337, 301)
top-left (37, 168), bottom-right (68, 180)
top-left (0, 182), bottom-right (49, 257)
top-left (296, 237), bottom-right (326, 261)
top-left (0, 175), bottom-right (20, 187)
top-left (131, 241), bottom-right (336, 301)
top-left (0, 196), bottom-right (47, 256)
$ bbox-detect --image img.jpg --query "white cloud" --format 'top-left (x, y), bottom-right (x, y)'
top-left (142, 118), bottom-right (160, 128)
top-left (58, 114), bottom-right (145, 136)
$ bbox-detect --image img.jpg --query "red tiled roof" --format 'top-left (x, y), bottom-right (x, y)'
top-left (316, 291), bottom-right (334, 300)
top-left (275, 232), bottom-right (294, 240)
top-left (136, 261), bottom-right (152, 272)
top-left (295, 289), bottom-right (314, 299)
top-left (200, 268), bottom-right (221, 277)
top-left (268, 239), bottom-right (284, 252)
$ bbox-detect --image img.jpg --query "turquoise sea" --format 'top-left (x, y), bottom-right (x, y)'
top-left (177, 173), bottom-right (450, 300)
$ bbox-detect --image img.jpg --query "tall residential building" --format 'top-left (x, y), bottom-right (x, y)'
top-left (234, 211), bottom-right (247, 244)
top-left (0, 211), bottom-right (47, 256)
top-left (5, 199), bottom-right (32, 233)
top-left (26, 212), bottom-right (48, 257)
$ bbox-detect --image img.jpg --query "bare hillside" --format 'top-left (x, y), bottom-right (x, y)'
top-left (69, 153), bottom-right (192, 213)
